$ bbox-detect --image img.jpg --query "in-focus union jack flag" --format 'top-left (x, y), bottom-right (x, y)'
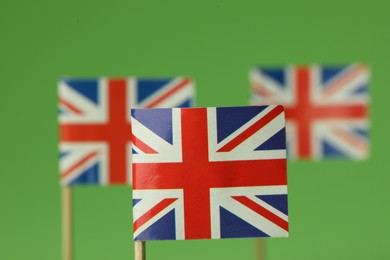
top-left (59, 77), bottom-right (195, 186)
top-left (250, 64), bottom-right (370, 160)
top-left (131, 106), bottom-right (288, 240)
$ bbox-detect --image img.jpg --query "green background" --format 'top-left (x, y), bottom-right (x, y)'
top-left (1, 0), bottom-right (389, 259)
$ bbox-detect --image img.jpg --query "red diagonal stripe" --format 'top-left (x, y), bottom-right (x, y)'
top-left (132, 135), bottom-right (158, 154)
top-left (61, 151), bottom-right (99, 179)
top-left (145, 78), bottom-right (191, 108)
top-left (323, 64), bottom-right (367, 97)
top-left (59, 98), bottom-right (83, 114)
top-left (232, 195), bottom-right (288, 232)
top-left (251, 82), bottom-right (273, 98)
top-left (134, 198), bottom-right (178, 232)
top-left (217, 106), bottom-right (284, 152)
top-left (332, 128), bottom-right (368, 152)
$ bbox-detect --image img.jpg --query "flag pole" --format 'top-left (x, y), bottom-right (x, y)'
top-left (135, 241), bottom-right (146, 260)
top-left (255, 239), bottom-right (265, 260)
top-left (62, 186), bottom-right (73, 260)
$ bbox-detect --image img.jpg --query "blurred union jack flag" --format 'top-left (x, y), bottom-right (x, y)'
top-left (250, 64), bottom-right (370, 160)
top-left (59, 77), bottom-right (195, 186)
top-left (131, 106), bottom-right (288, 240)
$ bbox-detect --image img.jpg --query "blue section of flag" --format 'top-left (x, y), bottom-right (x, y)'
top-left (261, 68), bottom-right (286, 87)
top-left (59, 107), bottom-right (67, 115)
top-left (255, 128), bottom-right (286, 151)
top-left (135, 209), bottom-right (176, 241)
top-left (216, 106), bottom-right (268, 143)
top-left (321, 67), bottom-right (344, 85)
top-left (256, 195), bottom-right (288, 215)
top-left (352, 127), bottom-right (368, 138)
top-left (60, 151), bottom-right (69, 159)
top-left (178, 99), bottom-right (192, 108)
top-left (70, 163), bottom-right (100, 185)
top-left (322, 140), bottom-right (348, 157)
top-left (220, 207), bottom-right (269, 238)
top-left (137, 79), bottom-right (171, 103)
top-left (63, 79), bottom-right (99, 104)
top-left (133, 199), bottom-right (141, 206)
top-left (352, 84), bottom-right (368, 95)
top-left (131, 108), bottom-right (173, 144)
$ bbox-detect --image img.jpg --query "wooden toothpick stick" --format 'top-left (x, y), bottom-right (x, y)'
top-left (135, 241), bottom-right (146, 260)
top-left (62, 186), bottom-right (73, 260)
top-left (255, 239), bottom-right (265, 260)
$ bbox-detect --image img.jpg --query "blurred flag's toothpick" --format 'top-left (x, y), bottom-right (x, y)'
top-left (256, 239), bottom-right (265, 260)
top-left (62, 187), bottom-right (72, 260)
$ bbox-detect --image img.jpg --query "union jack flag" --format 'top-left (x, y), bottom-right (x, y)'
top-left (131, 106), bottom-right (288, 240)
top-left (59, 77), bottom-right (195, 186)
top-left (250, 64), bottom-right (370, 160)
